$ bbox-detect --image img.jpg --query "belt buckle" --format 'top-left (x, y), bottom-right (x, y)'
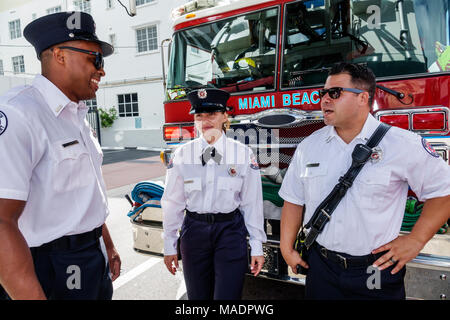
top-left (336, 253), bottom-right (348, 269)
top-left (320, 246), bottom-right (328, 258)
top-left (206, 214), bottom-right (215, 224)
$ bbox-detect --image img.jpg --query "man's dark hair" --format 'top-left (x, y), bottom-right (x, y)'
top-left (328, 62), bottom-right (376, 107)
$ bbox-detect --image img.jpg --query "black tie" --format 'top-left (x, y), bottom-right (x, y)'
top-left (201, 147), bottom-right (222, 166)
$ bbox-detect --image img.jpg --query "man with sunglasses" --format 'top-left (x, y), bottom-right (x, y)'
top-left (279, 62), bottom-right (450, 299)
top-left (0, 12), bottom-right (121, 299)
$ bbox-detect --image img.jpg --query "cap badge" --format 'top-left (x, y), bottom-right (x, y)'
top-left (69, 33), bottom-right (75, 38)
top-left (198, 89), bottom-right (207, 99)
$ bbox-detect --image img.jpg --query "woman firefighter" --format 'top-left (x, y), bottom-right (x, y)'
top-left (161, 88), bottom-right (266, 300)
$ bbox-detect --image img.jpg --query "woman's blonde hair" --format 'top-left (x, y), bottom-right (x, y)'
top-left (222, 112), bottom-right (230, 132)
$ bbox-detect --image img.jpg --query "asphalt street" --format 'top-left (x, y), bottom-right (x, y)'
top-left (102, 148), bottom-right (188, 300)
top-left (101, 148), bottom-right (304, 301)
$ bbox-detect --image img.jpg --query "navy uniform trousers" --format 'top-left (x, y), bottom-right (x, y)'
top-left (180, 211), bottom-right (249, 300)
top-left (305, 242), bottom-right (406, 300)
top-left (1, 227), bottom-right (112, 300)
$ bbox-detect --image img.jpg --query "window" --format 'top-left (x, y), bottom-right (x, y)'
top-left (167, 7), bottom-right (279, 94)
top-left (281, 0), bottom-right (447, 88)
top-left (107, 0), bottom-right (114, 9)
top-left (12, 56), bottom-right (25, 73)
top-left (73, 0), bottom-right (91, 14)
top-left (46, 6), bottom-right (62, 14)
top-left (85, 98), bottom-right (97, 110)
top-left (117, 93), bottom-right (139, 117)
top-left (109, 34), bottom-right (117, 53)
top-left (136, 25), bottom-right (158, 53)
top-left (0, 60), bottom-right (4, 76)
top-left (9, 19), bottom-right (21, 40)
top-left (136, 0), bottom-right (155, 6)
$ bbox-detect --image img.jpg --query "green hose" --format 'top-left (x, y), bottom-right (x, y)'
top-left (402, 197), bottom-right (448, 234)
top-left (261, 176), bottom-right (284, 208)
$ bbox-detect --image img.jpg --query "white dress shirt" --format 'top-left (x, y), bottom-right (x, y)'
top-left (0, 75), bottom-right (109, 247)
top-left (162, 132), bottom-right (267, 256)
top-left (279, 113), bottom-right (450, 256)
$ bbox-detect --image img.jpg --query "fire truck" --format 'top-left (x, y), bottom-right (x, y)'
top-left (130, 0), bottom-right (450, 299)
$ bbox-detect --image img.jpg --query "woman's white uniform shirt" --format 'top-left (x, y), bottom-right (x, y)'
top-left (162, 132), bottom-right (267, 257)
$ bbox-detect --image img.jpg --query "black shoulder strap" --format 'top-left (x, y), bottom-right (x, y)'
top-left (303, 122), bottom-right (390, 249)
top-left (366, 122), bottom-right (391, 148)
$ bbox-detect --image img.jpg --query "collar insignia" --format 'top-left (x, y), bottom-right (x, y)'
top-left (228, 166), bottom-right (237, 177)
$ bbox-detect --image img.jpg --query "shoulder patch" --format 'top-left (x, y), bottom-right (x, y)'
top-left (0, 111), bottom-right (8, 136)
top-left (167, 157), bottom-right (174, 169)
top-left (421, 138), bottom-right (440, 158)
top-left (250, 154), bottom-right (259, 170)
top-left (167, 152), bottom-right (176, 169)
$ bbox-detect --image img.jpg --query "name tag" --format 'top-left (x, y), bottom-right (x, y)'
top-left (306, 163), bottom-right (320, 167)
top-left (62, 140), bottom-right (79, 148)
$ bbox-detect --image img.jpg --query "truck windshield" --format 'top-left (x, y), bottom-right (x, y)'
top-left (167, 7), bottom-right (279, 99)
top-left (282, 0), bottom-right (450, 88)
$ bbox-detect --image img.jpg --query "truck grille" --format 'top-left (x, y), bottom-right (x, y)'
top-left (227, 120), bottom-right (325, 168)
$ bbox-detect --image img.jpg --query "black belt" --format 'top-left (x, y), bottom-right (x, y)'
top-left (30, 226), bottom-right (103, 253)
top-left (186, 209), bottom-right (240, 224)
top-left (315, 243), bottom-right (385, 269)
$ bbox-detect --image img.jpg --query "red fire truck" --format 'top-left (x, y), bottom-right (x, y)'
top-left (131, 0), bottom-right (450, 299)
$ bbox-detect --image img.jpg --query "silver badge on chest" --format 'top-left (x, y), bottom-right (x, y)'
top-left (370, 146), bottom-right (383, 163)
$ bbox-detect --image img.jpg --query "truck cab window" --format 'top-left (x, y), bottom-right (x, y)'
top-left (167, 7), bottom-right (279, 99)
top-left (282, 0), bottom-right (449, 89)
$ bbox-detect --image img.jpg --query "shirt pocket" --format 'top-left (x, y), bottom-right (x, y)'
top-left (358, 169), bottom-right (391, 209)
top-left (217, 176), bottom-right (243, 192)
top-left (302, 164), bottom-right (328, 203)
top-left (183, 178), bottom-right (202, 195)
top-left (217, 176), bottom-right (243, 209)
top-left (51, 140), bottom-right (94, 192)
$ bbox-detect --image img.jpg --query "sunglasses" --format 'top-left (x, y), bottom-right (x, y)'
top-left (57, 46), bottom-right (104, 70)
top-left (319, 87), bottom-right (365, 99)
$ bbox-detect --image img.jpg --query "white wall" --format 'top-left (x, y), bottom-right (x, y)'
top-left (0, 0), bottom-right (188, 149)
top-left (0, 75), bottom-right (33, 92)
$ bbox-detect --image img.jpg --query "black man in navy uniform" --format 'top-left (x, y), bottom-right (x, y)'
top-left (0, 12), bottom-right (121, 300)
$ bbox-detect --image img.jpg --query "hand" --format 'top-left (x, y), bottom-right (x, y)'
top-left (250, 256), bottom-right (264, 276)
top-left (372, 234), bottom-right (424, 274)
top-left (164, 254), bottom-right (179, 275)
top-left (281, 247), bottom-right (308, 275)
top-left (106, 247), bottom-right (121, 281)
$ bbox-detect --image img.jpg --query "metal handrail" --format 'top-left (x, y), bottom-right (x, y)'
top-left (160, 38), bottom-right (172, 93)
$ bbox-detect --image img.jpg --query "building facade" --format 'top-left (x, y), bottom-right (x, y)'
top-left (0, 0), bottom-right (187, 149)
